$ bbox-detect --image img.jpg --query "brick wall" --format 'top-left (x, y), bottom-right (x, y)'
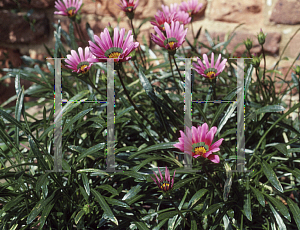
top-left (1, 0), bottom-right (300, 103)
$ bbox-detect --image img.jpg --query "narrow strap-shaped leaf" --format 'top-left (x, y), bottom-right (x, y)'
top-left (287, 197), bottom-right (300, 229)
top-left (262, 160), bottom-right (283, 193)
top-left (250, 185), bottom-right (265, 207)
top-left (91, 188), bottom-right (118, 225)
top-left (74, 210), bottom-right (85, 225)
top-left (265, 194), bottom-right (291, 222)
top-left (243, 178), bottom-right (252, 221)
top-left (269, 203), bottom-right (287, 230)
top-left (188, 189), bottom-right (208, 209)
top-left (81, 172), bottom-right (90, 196)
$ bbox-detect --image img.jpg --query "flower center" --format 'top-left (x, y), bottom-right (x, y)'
top-left (204, 68), bottom-right (218, 79)
top-left (192, 142), bottom-right (209, 157)
top-left (126, 4), bottom-right (134, 12)
top-left (77, 61), bottom-right (90, 73)
top-left (105, 47), bottom-right (123, 62)
top-left (160, 182), bottom-right (170, 192)
top-left (164, 37), bottom-right (178, 50)
top-left (66, 7), bottom-right (76, 17)
top-left (194, 146), bottom-right (206, 156)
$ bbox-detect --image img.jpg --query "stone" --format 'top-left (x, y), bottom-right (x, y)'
top-left (81, 0), bottom-right (103, 15)
top-left (270, 0), bottom-right (300, 25)
top-left (286, 33), bottom-right (300, 59)
top-left (0, 0), bottom-right (55, 9)
top-left (0, 47), bottom-right (33, 106)
top-left (209, 0), bottom-right (263, 24)
top-left (0, 10), bottom-right (49, 44)
top-left (194, 30), bottom-right (280, 57)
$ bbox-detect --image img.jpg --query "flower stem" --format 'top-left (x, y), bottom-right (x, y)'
top-left (261, 46), bottom-right (268, 91)
top-left (87, 73), bottom-right (106, 96)
top-left (117, 67), bottom-right (163, 141)
top-left (172, 55), bottom-right (184, 82)
top-left (203, 165), bottom-right (222, 200)
top-left (130, 18), bottom-right (146, 68)
top-left (255, 68), bottom-right (267, 102)
top-left (169, 53), bottom-right (180, 94)
top-left (170, 199), bottom-right (191, 228)
top-left (74, 21), bottom-right (86, 45)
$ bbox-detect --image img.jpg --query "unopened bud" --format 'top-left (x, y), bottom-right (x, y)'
top-left (252, 55), bottom-right (261, 68)
top-left (244, 38), bottom-right (253, 51)
top-left (257, 29), bottom-right (266, 45)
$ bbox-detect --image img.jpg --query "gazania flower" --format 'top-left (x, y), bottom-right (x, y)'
top-left (151, 21), bottom-right (188, 55)
top-left (150, 166), bottom-right (176, 192)
top-left (174, 10), bottom-right (191, 25)
top-left (160, 4), bottom-right (176, 17)
top-left (193, 52), bottom-right (227, 79)
top-left (179, 0), bottom-right (203, 16)
top-left (174, 123), bottom-right (224, 163)
top-left (150, 10), bottom-right (176, 32)
top-left (161, 4), bottom-right (191, 26)
top-left (117, 0), bottom-right (139, 13)
top-left (54, 0), bottom-right (82, 18)
top-left (65, 47), bottom-right (95, 73)
top-left (88, 27), bottom-right (139, 63)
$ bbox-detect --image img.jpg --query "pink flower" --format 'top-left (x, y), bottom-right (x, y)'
top-left (150, 166), bottom-right (176, 192)
top-left (193, 52), bottom-right (227, 79)
top-left (54, 0), bottom-right (82, 18)
top-left (150, 10), bottom-right (176, 32)
top-left (174, 123), bottom-right (224, 163)
top-left (151, 21), bottom-right (188, 54)
top-left (174, 10), bottom-right (191, 25)
top-left (161, 3), bottom-right (180, 16)
top-left (88, 27), bottom-right (139, 63)
top-left (117, 0), bottom-right (139, 13)
top-left (65, 47), bottom-right (95, 73)
top-left (179, 0), bottom-right (203, 16)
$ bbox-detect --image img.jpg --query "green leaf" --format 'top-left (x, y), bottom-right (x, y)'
top-left (128, 142), bottom-right (177, 160)
top-left (172, 177), bottom-right (196, 191)
top-left (38, 201), bottom-right (55, 230)
top-left (133, 221), bottom-right (149, 230)
top-left (138, 66), bottom-right (154, 94)
top-left (269, 203), bottom-right (287, 230)
top-left (91, 188), bottom-right (118, 225)
top-left (76, 143), bottom-right (105, 162)
top-left (27, 191), bottom-right (55, 224)
top-left (81, 172), bottom-right (90, 196)
top-left (122, 184), bottom-right (142, 201)
top-left (77, 168), bottom-right (108, 176)
top-left (79, 186), bottom-right (89, 203)
top-left (63, 108), bottom-right (93, 134)
top-left (202, 203), bottom-right (224, 216)
top-left (274, 143), bottom-right (288, 156)
top-left (262, 160), bottom-right (283, 193)
top-left (265, 194), bottom-right (291, 222)
top-left (104, 197), bottom-right (129, 208)
top-left (97, 184), bottom-right (119, 196)
top-left (75, 210), bottom-right (85, 225)
top-left (86, 22), bottom-right (95, 43)
top-left (188, 189), bottom-right (208, 209)
top-left (255, 105), bottom-right (286, 114)
top-left (243, 178), bottom-right (252, 221)
top-left (287, 198), bottom-right (300, 229)
top-left (250, 185), bottom-right (265, 207)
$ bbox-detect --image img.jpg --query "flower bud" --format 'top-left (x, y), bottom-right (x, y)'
top-left (257, 29), bottom-right (266, 45)
top-left (252, 55), bottom-right (261, 68)
top-left (244, 38), bottom-right (253, 51)
top-left (294, 65), bottom-right (300, 76)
